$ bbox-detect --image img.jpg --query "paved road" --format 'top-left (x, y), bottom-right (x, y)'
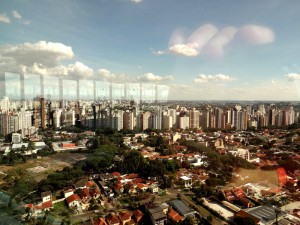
top-left (180, 194), bottom-right (227, 225)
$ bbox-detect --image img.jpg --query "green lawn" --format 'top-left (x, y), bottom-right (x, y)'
top-left (54, 201), bottom-right (67, 212)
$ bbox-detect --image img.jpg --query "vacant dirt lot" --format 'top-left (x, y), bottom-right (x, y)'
top-left (226, 168), bottom-right (279, 188)
top-left (0, 152), bottom-right (87, 183)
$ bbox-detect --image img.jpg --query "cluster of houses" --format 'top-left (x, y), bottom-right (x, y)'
top-left (98, 172), bottom-right (159, 197)
top-left (25, 179), bottom-right (102, 217)
top-left (93, 209), bottom-right (144, 225)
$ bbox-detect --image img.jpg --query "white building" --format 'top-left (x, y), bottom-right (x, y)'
top-left (12, 133), bottom-right (21, 144)
top-left (179, 116), bottom-right (189, 129)
top-left (0, 96), bottom-right (10, 112)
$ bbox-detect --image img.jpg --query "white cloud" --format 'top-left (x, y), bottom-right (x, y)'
top-left (153, 50), bottom-right (166, 55)
top-left (203, 26), bottom-right (237, 57)
top-left (285, 73), bottom-right (300, 81)
top-left (169, 43), bottom-right (199, 56)
top-left (130, 0), bottom-right (142, 3)
top-left (0, 41), bottom-right (74, 67)
top-left (11, 10), bottom-right (31, 25)
top-left (0, 13), bottom-right (10, 23)
top-left (168, 24), bottom-right (218, 57)
top-left (67, 62), bottom-right (94, 78)
top-left (98, 69), bottom-right (116, 80)
top-left (156, 23), bottom-right (275, 58)
top-left (0, 41), bottom-right (94, 78)
top-left (97, 69), bottom-right (134, 83)
top-left (194, 74), bottom-right (234, 83)
top-left (238, 25), bottom-right (275, 45)
top-left (138, 73), bottom-right (174, 82)
top-left (12, 10), bottom-right (22, 19)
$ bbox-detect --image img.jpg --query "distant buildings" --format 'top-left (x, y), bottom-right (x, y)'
top-left (0, 95), bottom-right (299, 136)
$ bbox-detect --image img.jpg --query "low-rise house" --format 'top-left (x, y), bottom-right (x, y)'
top-left (66, 194), bottom-right (81, 208)
top-left (132, 210), bottom-right (144, 224)
top-left (147, 206), bottom-right (167, 225)
top-left (168, 199), bottom-right (196, 219)
top-left (80, 188), bottom-right (91, 210)
top-left (149, 184), bottom-right (159, 194)
top-left (118, 210), bottom-right (132, 225)
top-left (90, 188), bottom-right (101, 199)
top-left (63, 187), bottom-right (74, 198)
top-left (94, 217), bottom-right (108, 225)
top-left (32, 201), bottom-right (53, 215)
top-left (179, 176), bottom-right (192, 188)
top-left (106, 213), bottom-right (120, 225)
top-left (168, 208), bottom-right (184, 223)
top-left (136, 183), bottom-right (148, 192)
top-left (74, 179), bottom-right (88, 189)
top-left (41, 191), bottom-right (52, 203)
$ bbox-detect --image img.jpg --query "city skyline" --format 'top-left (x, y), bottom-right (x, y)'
top-left (1, 0), bottom-right (300, 100)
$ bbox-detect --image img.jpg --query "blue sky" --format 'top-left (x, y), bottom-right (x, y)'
top-left (1, 0), bottom-right (300, 100)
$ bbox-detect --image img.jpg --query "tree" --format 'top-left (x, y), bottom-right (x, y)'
top-left (28, 141), bottom-right (35, 150)
top-left (123, 150), bottom-right (146, 173)
top-left (8, 179), bottom-right (31, 208)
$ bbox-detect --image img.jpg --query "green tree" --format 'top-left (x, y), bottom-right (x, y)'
top-left (123, 150), bottom-right (146, 173)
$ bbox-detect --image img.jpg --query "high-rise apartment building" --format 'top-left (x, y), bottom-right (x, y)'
top-left (123, 111), bottom-right (134, 130)
top-left (189, 108), bottom-right (200, 129)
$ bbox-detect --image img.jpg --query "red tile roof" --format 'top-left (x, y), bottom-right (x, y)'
top-left (66, 194), bottom-right (81, 204)
top-left (106, 214), bottom-right (120, 225)
top-left (86, 181), bottom-right (95, 188)
top-left (80, 188), bottom-right (91, 199)
top-left (132, 210), bottom-right (144, 223)
top-left (112, 172), bottom-right (121, 177)
top-left (168, 208), bottom-right (183, 222)
top-left (94, 217), bottom-right (108, 225)
top-left (118, 210), bottom-right (131, 221)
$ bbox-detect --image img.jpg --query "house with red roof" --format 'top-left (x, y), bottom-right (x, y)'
top-left (66, 194), bottom-right (81, 208)
top-left (106, 213), bottom-right (120, 225)
top-left (136, 183), bottom-right (148, 192)
top-left (132, 210), bottom-right (144, 223)
top-left (168, 208), bottom-right (184, 223)
top-left (118, 210), bottom-right (132, 225)
top-left (94, 217), bottom-right (108, 225)
top-left (31, 200), bottom-right (53, 216)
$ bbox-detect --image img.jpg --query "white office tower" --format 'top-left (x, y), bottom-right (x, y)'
top-left (12, 133), bottom-right (21, 144)
top-left (53, 109), bottom-right (62, 128)
top-left (179, 116), bottom-right (189, 129)
top-left (112, 110), bottom-right (123, 131)
top-left (162, 115), bottom-right (172, 130)
top-left (0, 96), bottom-right (10, 112)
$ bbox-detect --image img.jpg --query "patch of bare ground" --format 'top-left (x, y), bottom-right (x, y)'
top-left (0, 152), bottom-right (87, 183)
top-left (225, 167), bottom-right (279, 188)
